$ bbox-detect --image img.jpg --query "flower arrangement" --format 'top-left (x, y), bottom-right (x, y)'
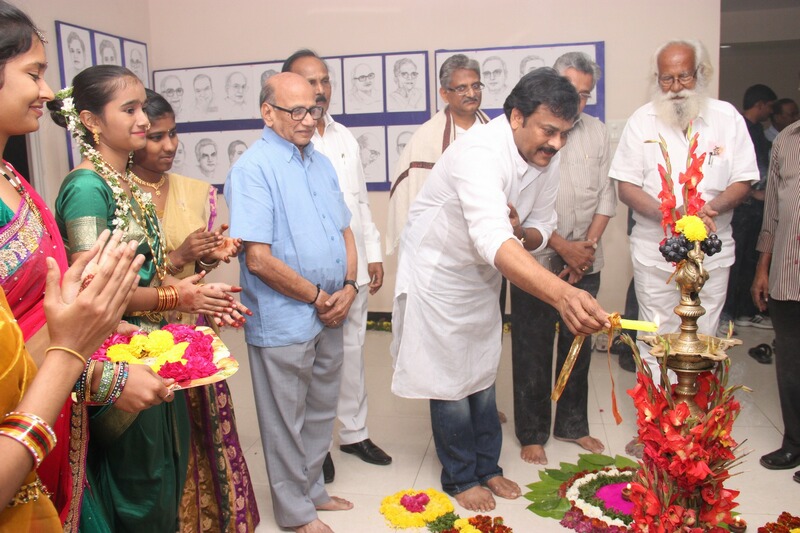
top-left (759, 512), bottom-right (800, 533)
top-left (379, 488), bottom-right (513, 532)
top-left (648, 126), bottom-right (722, 265)
top-left (93, 324), bottom-right (226, 383)
top-left (380, 488), bottom-right (454, 529)
top-left (625, 337), bottom-right (747, 532)
top-left (525, 453), bottom-right (639, 531)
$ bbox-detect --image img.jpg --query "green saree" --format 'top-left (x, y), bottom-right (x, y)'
top-left (55, 169), bottom-right (190, 533)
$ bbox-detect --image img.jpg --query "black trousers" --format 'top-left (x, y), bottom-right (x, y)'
top-left (724, 200), bottom-right (764, 319)
top-left (770, 298), bottom-right (800, 454)
top-left (510, 273), bottom-right (600, 446)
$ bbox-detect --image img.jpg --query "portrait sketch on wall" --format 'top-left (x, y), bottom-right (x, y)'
top-left (122, 39), bottom-right (149, 88)
top-left (94, 33), bottom-right (121, 66)
top-left (56, 23), bottom-right (92, 86)
top-left (258, 62), bottom-right (282, 91)
top-left (343, 56), bottom-right (384, 114)
top-left (385, 53), bottom-right (426, 113)
top-left (179, 130), bottom-right (262, 188)
top-left (476, 52), bottom-right (513, 109)
top-left (188, 69), bottom-right (223, 122)
top-left (349, 126), bottom-right (387, 184)
top-left (387, 125), bottom-right (420, 179)
top-left (219, 66), bottom-right (258, 120)
top-left (323, 57), bottom-right (343, 116)
top-left (154, 70), bottom-right (189, 123)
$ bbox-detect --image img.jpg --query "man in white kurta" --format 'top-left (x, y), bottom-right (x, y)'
top-left (284, 50), bottom-right (392, 479)
top-left (392, 68), bottom-right (610, 513)
top-left (610, 40), bottom-right (757, 378)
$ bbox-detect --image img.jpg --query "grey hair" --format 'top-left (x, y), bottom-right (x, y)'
top-left (553, 51), bottom-right (601, 89)
top-left (439, 53), bottom-right (480, 88)
top-left (650, 39), bottom-right (714, 90)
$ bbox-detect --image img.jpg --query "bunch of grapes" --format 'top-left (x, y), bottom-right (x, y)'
top-left (659, 234), bottom-right (690, 263)
top-left (700, 233), bottom-right (722, 256)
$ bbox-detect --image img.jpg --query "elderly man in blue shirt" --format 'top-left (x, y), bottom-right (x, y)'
top-left (225, 72), bottom-right (357, 533)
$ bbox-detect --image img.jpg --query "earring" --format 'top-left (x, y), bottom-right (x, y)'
top-left (93, 130), bottom-right (100, 144)
top-left (128, 152), bottom-right (134, 168)
top-left (145, 122), bottom-right (151, 130)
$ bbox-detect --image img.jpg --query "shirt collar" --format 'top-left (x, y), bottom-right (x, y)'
top-left (262, 124), bottom-right (316, 162)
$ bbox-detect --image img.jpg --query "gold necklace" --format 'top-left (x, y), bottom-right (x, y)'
top-left (130, 173), bottom-right (167, 196)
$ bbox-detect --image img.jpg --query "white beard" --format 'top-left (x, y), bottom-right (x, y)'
top-left (651, 87), bottom-right (707, 131)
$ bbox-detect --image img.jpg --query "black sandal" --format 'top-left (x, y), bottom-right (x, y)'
top-left (748, 343), bottom-right (773, 364)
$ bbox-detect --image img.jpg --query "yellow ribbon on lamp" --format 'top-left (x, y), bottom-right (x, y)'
top-left (551, 313), bottom-right (657, 423)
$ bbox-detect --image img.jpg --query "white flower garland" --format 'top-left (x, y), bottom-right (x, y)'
top-left (564, 467), bottom-right (632, 528)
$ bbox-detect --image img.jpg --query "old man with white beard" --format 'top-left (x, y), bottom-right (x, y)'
top-left (609, 39), bottom-right (757, 385)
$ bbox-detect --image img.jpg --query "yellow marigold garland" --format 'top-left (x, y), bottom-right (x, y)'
top-left (675, 214), bottom-right (707, 242)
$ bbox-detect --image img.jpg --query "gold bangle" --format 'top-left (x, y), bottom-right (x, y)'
top-left (45, 346), bottom-right (87, 365)
top-left (165, 253), bottom-right (182, 276)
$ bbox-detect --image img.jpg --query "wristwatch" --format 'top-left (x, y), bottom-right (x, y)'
top-left (343, 279), bottom-right (359, 294)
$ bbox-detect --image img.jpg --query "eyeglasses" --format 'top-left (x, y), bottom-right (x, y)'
top-left (657, 68), bottom-right (698, 88)
top-left (162, 88), bottom-right (183, 98)
top-left (353, 73), bottom-right (375, 83)
top-left (444, 82), bottom-right (484, 95)
top-left (578, 92), bottom-right (592, 101)
top-left (268, 102), bottom-right (324, 121)
top-left (483, 69), bottom-right (504, 79)
top-left (399, 71), bottom-right (418, 80)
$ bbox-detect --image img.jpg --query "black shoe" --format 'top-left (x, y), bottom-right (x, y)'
top-left (794, 470), bottom-right (800, 484)
top-left (748, 343), bottom-right (773, 364)
top-left (339, 438), bottom-right (392, 465)
top-left (323, 452), bottom-right (335, 483)
top-left (617, 345), bottom-right (637, 373)
top-left (760, 448), bottom-right (800, 470)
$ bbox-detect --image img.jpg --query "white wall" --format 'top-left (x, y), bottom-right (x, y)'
top-left (23, 0), bottom-right (723, 315)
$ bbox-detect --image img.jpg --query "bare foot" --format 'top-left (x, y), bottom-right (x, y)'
top-left (485, 476), bottom-right (520, 500)
top-left (316, 496), bottom-right (353, 511)
top-left (454, 485), bottom-right (495, 512)
top-left (497, 410), bottom-right (507, 424)
top-left (555, 435), bottom-right (605, 454)
top-left (294, 518), bottom-right (334, 533)
top-left (625, 436), bottom-right (643, 459)
top-left (520, 444), bottom-right (547, 464)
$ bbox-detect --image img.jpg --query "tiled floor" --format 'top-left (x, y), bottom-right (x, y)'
top-left (218, 325), bottom-right (799, 532)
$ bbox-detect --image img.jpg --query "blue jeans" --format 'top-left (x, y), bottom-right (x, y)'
top-left (430, 385), bottom-right (503, 496)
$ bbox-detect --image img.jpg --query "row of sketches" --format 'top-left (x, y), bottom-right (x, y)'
top-left (153, 53), bottom-right (429, 123)
top-left (57, 22), bottom-right (148, 89)
top-left (172, 125), bottom-right (418, 189)
top-left (435, 44), bottom-right (601, 110)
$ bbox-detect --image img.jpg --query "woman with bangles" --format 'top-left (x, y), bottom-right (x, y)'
top-left (48, 64), bottom-right (248, 532)
top-left (131, 88), bottom-right (259, 532)
top-left (0, 3), bottom-right (178, 531)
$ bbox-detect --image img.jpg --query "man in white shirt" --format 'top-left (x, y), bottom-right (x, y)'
top-left (284, 50), bottom-right (391, 483)
top-left (392, 68), bottom-right (610, 513)
top-left (610, 39), bottom-right (757, 381)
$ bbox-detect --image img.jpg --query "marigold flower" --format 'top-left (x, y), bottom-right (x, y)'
top-left (676, 215), bottom-right (708, 242)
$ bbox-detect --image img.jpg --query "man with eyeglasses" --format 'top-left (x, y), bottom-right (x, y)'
top-left (610, 40), bottom-right (756, 391)
top-left (386, 53), bottom-right (489, 254)
top-left (510, 52), bottom-right (616, 467)
top-left (388, 57), bottom-right (424, 111)
top-left (391, 68), bottom-right (610, 513)
top-left (283, 49), bottom-right (390, 485)
top-left (224, 71), bottom-right (357, 533)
